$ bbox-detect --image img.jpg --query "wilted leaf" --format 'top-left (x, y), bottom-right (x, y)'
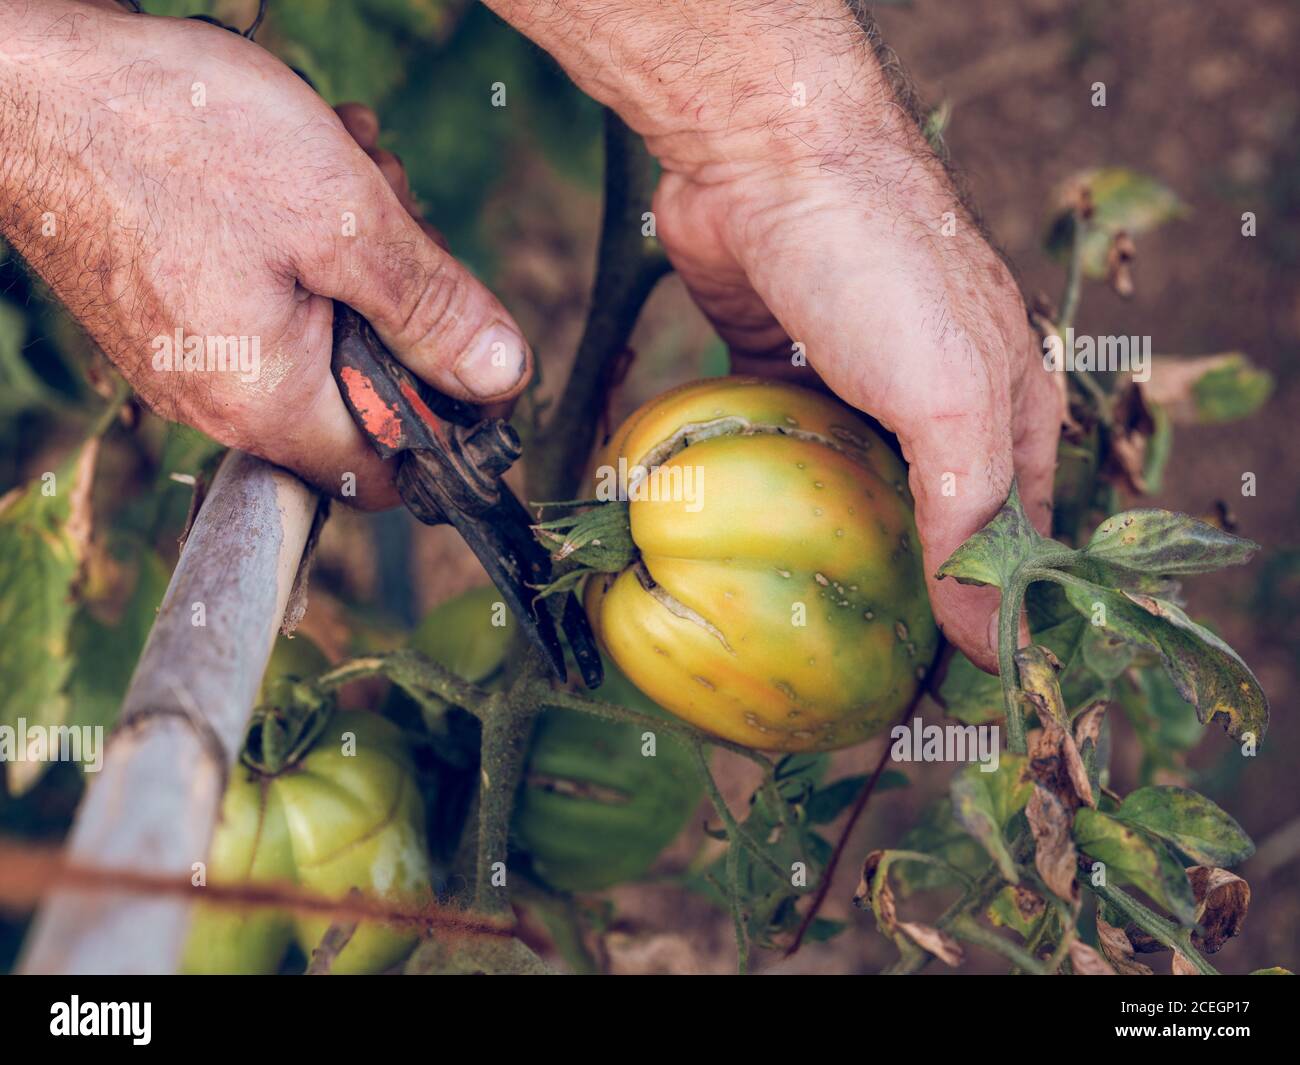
top-left (1140, 353), bottom-right (1274, 426)
top-left (1070, 939), bottom-right (1117, 975)
top-left (1171, 952), bottom-right (1199, 975)
top-left (1046, 168), bottom-right (1185, 277)
top-left (1082, 509), bottom-right (1257, 577)
top-left (1096, 914), bottom-right (1154, 975)
top-left (950, 755), bottom-right (1032, 882)
top-left (1115, 787), bottom-right (1254, 867)
top-left (1251, 967), bottom-right (1293, 975)
top-left (1187, 866), bottom-right (1250, 955)
top-left (1027, 786), bottom-right (1078, 904)
top-left (936, 482), bottom-right (1065, 589)
top-left (853, 850), bottom-right (897, 935)
top-left (1074, 702), bottom-right (1107, 751)
top-left (1059, 579), bottom-right (1268, 742)
top-left (897, 921), bottom-right (964, 967)
top-left (1016, 645), bottom-right (1068, 727)
top-left (987, 885), bottom-right (1045, 937)
top-left (1073, 808), bottom-right (1198, 924)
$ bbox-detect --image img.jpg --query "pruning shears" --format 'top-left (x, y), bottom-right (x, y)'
top-left (331, 305), bottom-right (603, 689)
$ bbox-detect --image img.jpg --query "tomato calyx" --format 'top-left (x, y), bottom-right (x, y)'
top-left (242, 680), bottom-right (334, 777)
top-left (530, 499), bottom-right (637, 598)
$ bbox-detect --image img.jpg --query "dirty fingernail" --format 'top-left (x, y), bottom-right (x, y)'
top-left (454, 322), bottom-right (527, 398)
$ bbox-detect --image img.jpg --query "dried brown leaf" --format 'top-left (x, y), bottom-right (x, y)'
top-left (1188, 866), bottom-right (1250, 954)
top-left (1096, 914), bottom-right (1155, 975)
top-left (1027, 785), bottom-right (1078, 904)
top-left (1070, 939), bottom-right (1117, 975)
top-left (897, 921), bottom-right (964, 967)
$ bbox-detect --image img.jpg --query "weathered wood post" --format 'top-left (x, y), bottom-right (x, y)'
top-left (19, 452), bottom-right (319, 974)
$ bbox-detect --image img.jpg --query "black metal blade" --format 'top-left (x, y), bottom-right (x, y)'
top-left (493, 489), bottom-right (604, 690)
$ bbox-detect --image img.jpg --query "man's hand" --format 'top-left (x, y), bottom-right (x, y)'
top-left (0, 1), bottom-right (532, 508)
top-left (487, 0), bottom-right (1062, 671)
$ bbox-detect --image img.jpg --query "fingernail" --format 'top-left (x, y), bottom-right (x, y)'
top-left (454, 322), bottom-right (527, 398)
top-left (986, 613), bottom-right (1001, 659)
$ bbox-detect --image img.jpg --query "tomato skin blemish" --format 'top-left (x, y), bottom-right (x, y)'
top-left (340, 366), bottom-right (402, 449)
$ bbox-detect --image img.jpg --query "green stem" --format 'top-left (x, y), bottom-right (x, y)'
top-left (315, 650), bottom-right (488, 712)
top-left (886, 829), bottom-right (1032, 974)
top-left (691, 742), bottom-right (785, 882)
top-left (474, 679), bottom-right (543, 916)
top-left (1086, 884), bottom-right (1216, 972)
top-left (1058, 211), bottom-right (1087, 333)
top-left (536, 684), bottom-right (774, 771)
top-left (1088, 881), bottom-right (1219, 976)
top-left (997, 551), bottom-right (1079, 753)
top-left (949, 914), bottom-right (1049, 974)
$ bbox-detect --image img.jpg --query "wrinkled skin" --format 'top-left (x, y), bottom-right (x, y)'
top-left (585, 378), bottom-right (938, 751)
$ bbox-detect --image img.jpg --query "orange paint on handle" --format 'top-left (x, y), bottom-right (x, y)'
top-left (340, 366), bottom-right (403, 449)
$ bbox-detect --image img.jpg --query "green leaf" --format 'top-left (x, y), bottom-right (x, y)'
top-left (1073, 807), bottom-right (1198, 924)
top-left (950, 754), bottom-right (1032, 882)
top-left (1082, 509), bottom-right (1257, 576)
top-left (67, 546), bottom-right (170, 734)
top-left (805, 771), bottom-right (906, 824)
top-left (987, 886), bottom-right (1041, 937)
top-left (1079, 622), bottom-right (1136, 681)
top-left (1191, 356), bottom-right (1274, 424)
top-left (1114, 785), bottom-right (1254, 867)
top-left (1121, 666), bottom-right (1207, 766)
top-left (0, 440), bottom-right (98, 793)
top-left (1251, 967), bottom-right (1293, 975)
top-left (805, 917), bottom-right (847, 944)
top-left (935, 482), bottom-right (1065, 589)
top-left (894, 799), bottom-right (989, 896)
top-left (1058, 578), bottom-right (1268, 742)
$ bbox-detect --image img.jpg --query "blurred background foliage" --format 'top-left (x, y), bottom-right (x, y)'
top-left (1, 0), bottom-right (1297, 973)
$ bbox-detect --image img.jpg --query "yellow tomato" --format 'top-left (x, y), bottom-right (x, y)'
top-left (584, 377), bottom-right (936, 751)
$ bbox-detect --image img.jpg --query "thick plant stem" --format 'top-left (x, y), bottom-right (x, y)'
top-left (474, 684), bottom-right (542, 916)
top-left (460, 112), bottom-right (668, 924)
top-left (1088, 881), bottom-right (1219, 976)
top-left (528, 109), bottom-right (669, 503)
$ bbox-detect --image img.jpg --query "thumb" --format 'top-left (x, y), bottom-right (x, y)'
top-left (294, 177), bottom-right (531, 403)
top-left (897, 397), bottom-right (1018, 675)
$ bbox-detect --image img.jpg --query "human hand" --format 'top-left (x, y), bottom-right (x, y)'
top-left (0, 0), bottom-right (532, 508)
top-left (487, 0), bottom-right (1062, 671)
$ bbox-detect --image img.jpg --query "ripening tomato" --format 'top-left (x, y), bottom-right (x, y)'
top-left (182, 637), bottom-right (433, 975)
top-left (583, 377), bottom-right (937, 751)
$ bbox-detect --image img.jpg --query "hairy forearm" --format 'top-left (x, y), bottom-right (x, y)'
top-left (485, 0), bottom-right (942, 185)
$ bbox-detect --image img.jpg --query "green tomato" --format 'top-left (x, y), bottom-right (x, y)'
top-left (513, 660), bottom-right (702, 893)
top-left (183, 636), bottom-right (433, 974)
